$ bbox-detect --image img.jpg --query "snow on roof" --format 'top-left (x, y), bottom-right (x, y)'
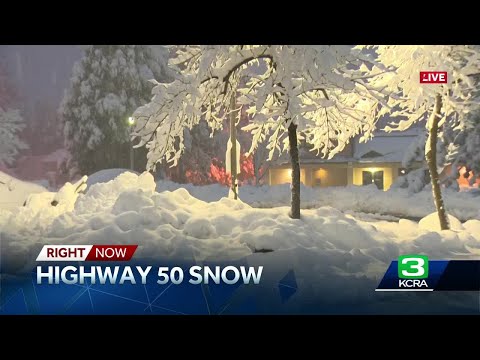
top-left (273, 128), bottom-right (423, 166)
top-left (354, 131), bottom-right (421, 163)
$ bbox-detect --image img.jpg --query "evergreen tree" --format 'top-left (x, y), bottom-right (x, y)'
top-left (59, 45), bottom-right (169, 176)
top-left (0, 62), bottom-right (27, 166)
top-left (0, 108), bottom-right (28, 165)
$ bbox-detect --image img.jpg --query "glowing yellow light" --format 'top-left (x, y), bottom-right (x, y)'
top-left (288, 169), bottom-right (292, 177)
top-left (128, 116), bottom-right (135, 126)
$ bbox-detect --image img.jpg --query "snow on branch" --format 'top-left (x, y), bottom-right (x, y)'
top-left (133, 45), bottom-right (394, 169)
top-left (368, 45), bottom-right (480, 133)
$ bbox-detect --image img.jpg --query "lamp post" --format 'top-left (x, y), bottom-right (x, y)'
top-left (128, 116), bottom-right (135, 170)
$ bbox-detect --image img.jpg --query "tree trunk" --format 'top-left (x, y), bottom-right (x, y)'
top-left (253, 151), bottom-right (260, 186)
top-left (288, 122), bottom-right (301, 219)
top-left (229, 92), bottom-right (238, 200)
top-left (130, 141), bottom-right (135, 171)
top-left (426, 94), bottom-right (449, 230)
top-left (178, 161), bottom-right (186, 183)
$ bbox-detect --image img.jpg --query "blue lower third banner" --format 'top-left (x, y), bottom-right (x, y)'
top-left (376, 257), bottom-right (480, 292)
top-left (2, 254), bottom-right (480, 314)
top-left (1, 260), bottom-right (266, 315)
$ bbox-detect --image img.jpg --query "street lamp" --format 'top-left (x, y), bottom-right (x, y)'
top-left (128, 117), bottom-right (135, 170)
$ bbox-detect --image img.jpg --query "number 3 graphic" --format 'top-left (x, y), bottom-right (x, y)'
top-left (401, 257), bottom-right (425, 277)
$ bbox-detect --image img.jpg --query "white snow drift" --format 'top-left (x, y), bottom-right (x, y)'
top-left (1, 172), bottom-right (480, 283)
top-left (156, 180), bottom-right (480, 221)
top-left (0, 171), bottom-right (47, 211)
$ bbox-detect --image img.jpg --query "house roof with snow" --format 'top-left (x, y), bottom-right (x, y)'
top-left (273, 126), bottom-right (425, 166)
top-left (352, 127), bottom-right (424, 163)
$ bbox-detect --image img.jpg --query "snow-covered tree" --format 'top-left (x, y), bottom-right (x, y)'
top-left (392, 126), bottom-right (457, 193)
top-left (370, 45), bottom-right (480, 229)
top-left (169, 109), bottom-right (263, 186)
top-left (0, 62), bottom-right (27, 166)
top-left (391, 129), bottom-right (429, 193)
top-left (179, 121), bottom-right (226, 184)
top-left (133, 45), bottom-right (389, 218)
top-left (0, 107), bottom-right (28, 165)
top-left (60, 45), bottom-right (170, 176)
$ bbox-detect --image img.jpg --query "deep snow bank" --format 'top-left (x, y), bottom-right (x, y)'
top-left (0, 171), bottom-right (48, 211)
top-left (156, 180), bottom-right (480, 221)
top-left (86, 168), bottom-right (139, 190)
top-left (1, 172), bottom-right (480, 280)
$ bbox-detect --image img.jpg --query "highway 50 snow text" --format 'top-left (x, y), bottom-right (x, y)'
top-left (36, 265), bottom-right (263, 285)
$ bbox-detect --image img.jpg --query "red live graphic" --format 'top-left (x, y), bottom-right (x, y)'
top-left (420, 71), bottom-right (447, 84)
top-left (36, 245), bottom-right (138, 261)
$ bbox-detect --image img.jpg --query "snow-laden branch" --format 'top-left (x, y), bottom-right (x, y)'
top-left (367, 45), bottom-right (480, 133)
top-left (132, 45), bottom-right (395, 169)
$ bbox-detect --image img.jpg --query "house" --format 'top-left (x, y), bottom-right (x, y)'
top-left (268, 128), bottom-right (424, 191)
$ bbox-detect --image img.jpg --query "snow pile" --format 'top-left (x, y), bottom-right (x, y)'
top-left (77, 171), bottom-right (156, 215)
top-left (464, 219), bottom-right (480, 236)
top-left (23, 176), bottom-right (88, 216)
top-left (156, 180), bottom-right (480, 221)
top-left (419, 213), bottom-right (464, 232)
top-left (1, 172), bottom-right (480, 281)
top-left (86, 168), bottom-right (139, 190)
top-left (0, 171), bottom-right (47, 211)
top-left (0, 176), bottom-right (88, 234)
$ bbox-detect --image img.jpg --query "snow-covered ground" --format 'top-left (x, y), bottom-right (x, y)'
top-left (1, 171), bottom-right (479, 272)
top-left (2, 172), bottom-right (480, 313)
top-left (0, 171), bottom-right (48, 211)
top-left (156, 180), bottom-right (480, 221)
